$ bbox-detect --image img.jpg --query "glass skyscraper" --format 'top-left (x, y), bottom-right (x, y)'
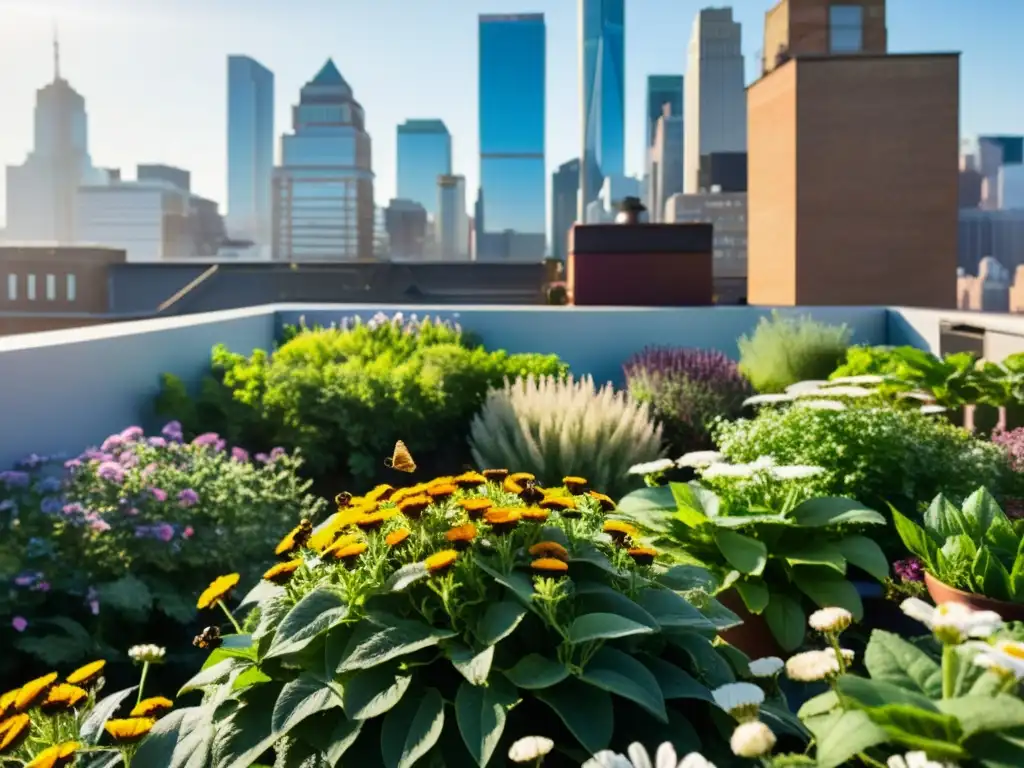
top-left (227, 55), bottom-right (274, 250)
top-left (478, 13), bottom-right (546, 261)
top-left (580, 0), bottom-right (625, 208)
top-left (272, 59), bottom-right (374, 261)
top-left (396, 119), bottom-right (451, 219)
top-left (646, 75), bottom-right (683, 148)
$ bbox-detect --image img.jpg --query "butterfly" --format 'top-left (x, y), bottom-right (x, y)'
top-left (385, 440), bottom-right (417, 473)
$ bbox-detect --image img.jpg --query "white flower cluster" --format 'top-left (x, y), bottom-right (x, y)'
top-left (739, 375), bottom-right (950, 417)
top-left (785, 647), bottom-right (855, 682)
top-left (886, 751), bottom-right (960, 768)
top-left (127, 644), bottom-right (166, 664)
top-left (581, 742), bottom-right (715, 768)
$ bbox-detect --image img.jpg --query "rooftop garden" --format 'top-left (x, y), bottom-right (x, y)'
top-left (4, 310), bottom-right (1024, 767)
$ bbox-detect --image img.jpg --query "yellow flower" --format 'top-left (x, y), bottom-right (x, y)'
top-left (274, 519), bottom-right (314, 557)
top-left (482, 468), bottom-right (509, 482)
top-left (65, 660), bottom-right (105, 687)
top-left (14, 673), bottom-right (58, 712)
top-left (0, 689), bottom-right (19, 719)
top-left (40, 685), bottom-right (88, 715)
top-left (322, 533), bottom-right (361, 559)
top-left (0, 713), bottom-right (31, 752)
top-left (445, 523), bottom-right (478, 549)
top-left (331, 542), bottom-right (368, 563)
top-left (453, 471), bottom-right (487, 489)
top-left (397, 494), bottom-right (432, 519)
top-left (263, 559), bottom-right (302, 585)
top-left (308, 510), bottom-right (365, 551)
top-left (355, 509), bottom-right (400, 531)
top-left (385, 528), bottom-right (411, 547)
top-left (130, 696), bottom-right (174, 718)
top-left (589, 491), bottom-right (616, 511)
top-left (427, 483), bottom-right (457, 503)
top-left (539, 495), bottom-right (577, 512)
top-left (105, 717), bottom-right (156, 742)
top-left (530, 558), bottom-right (569, 575)
top-left (529, 541), bottom-right (569, 561)
top-left (509, 472), bottom-right (536, 484)
top-left (26, 741), bottom-right (78, 768)
top-left (503, 477), bottom-right (523, 494)
top-left (427, 476), bottom-right (456, 488)
top-left (562, 476), bottom-right (588, 494)
top-left (627, 547), bottom-right (658, 566)
top-left (424, 550), bottom-right (459, 574)
top-left (197, 573), bottom-right (240, 610)
top-left (390, 485), bottom-right (427, 503)
top-left (603, 520), bottom-right (638, 545)
top-left (484, 508), bottom-right (521, 534)
top-left (366, 484), bottom-right (396, 502)
top-left (458, 498), bottom-right (493, 519)
top-left (521, 508), bottom-right (550, 522)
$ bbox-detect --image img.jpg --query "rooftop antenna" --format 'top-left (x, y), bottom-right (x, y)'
top-left (52, 21), bottom-right (60, 80)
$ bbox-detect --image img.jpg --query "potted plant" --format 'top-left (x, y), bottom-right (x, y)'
top-left (892, 487), bottom-right (1024, 621)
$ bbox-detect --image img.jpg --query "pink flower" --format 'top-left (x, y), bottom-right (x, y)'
top-left (150, 488), bottom-right (167, 502)
top-left (33, 581), bottom-right (51, 593)
top-left (12, 616), bottom-right (27, 632)
top-left (183, 525), bottom-right (195, 539)
top-left (90, 518), bottom-right (112, 533)
top-left (156, 523), bottom-right (174, 542)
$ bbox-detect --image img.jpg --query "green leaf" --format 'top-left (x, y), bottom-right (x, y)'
top-left (579, 646), bottom-right (668, 722)
top-left (974, 548), bottom-right (1013, 602)
top-left (763, 593), bottom-right (806, 652)
top-left (670, 481), bottom-right (721, 519)
top-left (668, 633), bottom-right (736, 688)
top-left (455, 677), bottom-right (517, 767)
top-left (380, 687), bottom-right (445, 768)
top-left (638, 657), bottom-right (713, 702)
top-left (533, 677), bottom-right (613, 754)
top-left (798, 691), bottom-right (839, 719)
top-left (265, 587), bottom-right (349, 659)
top-left (213, 688), bottom-right (281, 768)
top-left (501, 654), bottom-right (569, 690)
top-left (475, 561), bottom-right (541, 614)
top-left (866, 704), bottom-right (965, 759)
top-left (566, 612), bottom-right (657, 644)
top-left (963, 487), bottom-right (1008, 540)
top-left (336, 616), bottom-right (455, 673)
top-left (384, 563), bottom-right (430, 592)
top-left (81, 686), bottom-right (138, 744)
top-left (272, 674), bottom-right (343, 738)
top-left (788, 497), bottom-right (885, 528)
top-left (238, 579), bottom-right (285, 610)
top-left (132, 707), bottom-right (214, 768)
top-left (924, 494), bottom-right (975, 540)
top-left (735, 580), bottom-right (770, 614)
top-left (615, 485), bottom-right (679, 532)
top-left (713, 529), bottom-right (767, 575)
top-left (342, 665), bottom-right (413, 720)
top-left (837, 675), bottom-right (939, 712)
top-left (475, 600), bottom-right (527, 646)
top-left (233, 667), bottom-right (272, 692)
top-left (836, 535), bottom-right (891, 582)
top-left (576, 585), bottom-right (660, 630)
top-left (863, 630), bottom-right (943, 698)
top-left (447, 644), bottom-right (495, 686)
top-left (149, 578), bottom-right (198, 624)
top-left (892, 507), bottom-right (941, 570)
top-left (792, 568), bottom-right (864, 620)
top-left (179, 658), bottom-right (249, 695)
top-left (812, 710), bottom-right (889, 768)
top-left (780, 543), bottom-right (847, 574)
top-left (96, 575), bottom-right (152, 620)
top-left (937, 695), bottom-right (1024, 738)
top-left (658, 565), bottom-right (719, 592)
top-left (636, 587), bottom-right (716, 630)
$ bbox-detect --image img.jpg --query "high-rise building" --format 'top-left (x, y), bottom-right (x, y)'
top-left (551, 159), bottom-right (580, 261)
top-left (478, 14), bottom-right (546, 261)
top-left (137, 164), bottom-right (191, 192)
top-left (437, 175), bottom-right (469, 259)
top-left (272, 60), bottom-right (374, 261)
top-left (385, 199), bottom-right (428, 260)
top-left (227, 55), bottom-right (274, 251)
top-left (396, 120), bottom-right (452, 219)
top-left (643, 75), bottom-right (683, 211)
top-left (5, 36), bottom-right (100, 243)
top-left (650, 106), bottom-right (684, 222)
top-left (76, 181), bottom-right (191, 262)
top-left (579, 0), bottom-right (625, 209)
top-left (683, 8), bottom-right (746, 194)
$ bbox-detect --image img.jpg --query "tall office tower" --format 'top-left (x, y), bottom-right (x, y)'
top-left (396, 120), bottom-right (452, 219)
top-left (551, 159), bottom-right (580, 261)
top-left (5, 36), bottom-right (99, 242)
top-left (227, 56), bottom-right (274, 251)
top-left (385, 199), bottom-right (428, 260)
top-left (683, 8), bottom-right (746, 194)
top-left (437, 174), bottom-right (469, 259)
top-left (650, 106), bottom-right (684, 222)
top-left (978, 135), bottom-right (1024, 210)
top-left (579, 0), bottom-right (625, 212)
top-left (478, 14), bottom-right (546, 261)
top-left (272, 60), bottom-right (374, 261)
top-left (644, 75), bottom-right (683, 211)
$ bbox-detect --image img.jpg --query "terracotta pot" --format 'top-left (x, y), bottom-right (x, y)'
top-left (717, 590), bottom-right (783, 659)
top-left (924, 572), bottom-right (1024, 622)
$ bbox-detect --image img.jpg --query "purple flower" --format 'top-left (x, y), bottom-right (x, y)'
top-left (36, 476), bottom-right (62, 493)
top-left (17, 453), bottom-right (47, 469)
top-left (0, 499), bottom-right (16, 512)
top-left (14, 572), bottom-right (39, 587)
top-left (64, 458), bottom-right (82, 471)
top-left (0, 471), bottom-right (30, 488)
top-left (83, 449), bottom-right (114, 463)
top-left (231, 447), bottom-right (250, 463)
top-left (33, 581), bottom-right (50, 593)
top-left (177, 488), bottom-right (200, 507)
top-left (62, 502), bottom-right (85, 516)
top-left (156, 523), bottom-right (175, 543)
top-left (162, 420), bottom-right (184, 441)
top-left (147, 437), bottom-right (167, 449)
top-left (192, 432), bottom-right (226, 452)
top-left (150, 487), bottom-right (167, 502)
top-left (119, 426), bottom-right (144, 442)
top-left (101, 435), bottom-right (125, 452)
top-left (254, 452), bottom-right (270, 463)
top-left (96, 461), bottom-right (125, 485)
top-left (11, 616), bottom-right (27, 632)
top-left (270, 447), bottom-right (286, 461)
top-left (40, 496), bottom-right (64, 515)
top-left (893, 557), bottom-right (924, 583)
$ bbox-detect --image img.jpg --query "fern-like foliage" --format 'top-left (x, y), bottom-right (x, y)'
top-left (468, 375), bottom-right (665, 498)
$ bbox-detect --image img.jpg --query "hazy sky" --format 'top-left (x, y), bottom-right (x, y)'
top-left (0, 0), bottom-right (1022, 225)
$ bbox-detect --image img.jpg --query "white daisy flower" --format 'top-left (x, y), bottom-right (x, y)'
top-left (508, 736), bottom-right (554, 763)
top-left (583, 743), bottom-right (715, 768)
top-left (676, 451), bottom-right (724, 468)
top-left (701, 463), bottom-right (756, 480)
top-left (770, 465), bottom-right (826, 480)
top-left (729, 721), bottom-right (776, 759)
top-left (920, 405), bottom-right (947, 415)
top-left (711, 682), bottom-right (765, 720)
top-left (794, 399), bottom-right (847, 411)
top-left (886, 751), bottom-right (959, 768)
top-left (900, 598), bottom-right (1004, 644)
top-left (970, 640), bottom-right (1024, 680)
top-left (742, 393), bottom-right (793, 406)
top-left (809, 607), bottom-right (854, 634)
top-left (628, 459), bottom-right (676, 476)
top-left (750, 456), bottom-right (777, 470)
top-left (826, 375), bottom-right (885, 386)
top-left (784, 649), bottom-right (842, 682)
top-left (747, 656), bottom-right (785, 678)
top-left (128, 644), bottom-right (166, 664)
top-left (785, 380), bottom-right (830, 394)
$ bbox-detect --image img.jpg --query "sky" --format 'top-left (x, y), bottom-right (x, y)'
top-left (0, 0), bottom-right (1022, 226)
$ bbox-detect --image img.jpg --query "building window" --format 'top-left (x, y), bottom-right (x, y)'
top-left (6, 274), bottom-right (16, 301)
top-left (26, 274), bottom-right (36, 301)
top-left (829, 4), bottom-right (864, 53)
top-left (45, 274), bottom-right (56, 301)
top-left (66, 274), bottom-right (77, 302)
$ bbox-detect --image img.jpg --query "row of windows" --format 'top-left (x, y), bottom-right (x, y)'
top-left (6, 273), bottom-right (78, 302)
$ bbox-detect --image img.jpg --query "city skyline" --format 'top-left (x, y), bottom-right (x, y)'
top-left (0, 0), bottom-right (1023, 225)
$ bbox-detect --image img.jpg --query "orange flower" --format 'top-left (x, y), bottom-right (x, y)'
top-left (627, 547), bottom-right (658, 566)
top-left (529, 541), bottom-right (569, 561)
top-left (65, 660), bottom-right (105, 687)
top-left (14, 673), bottom-right (57, 712)
top-left (539, 495), bottom-right (576, 512)
top-left (424, 550), bottom-right (459, 573)
top-left (589, 491), bottom-right (616, 512)
top-left (390, 484), bottom-right (427, 503)
top-left (105, 717), bottom-right (156, 742)
top-left (308, 509), bottom-right (365, 551)
top-left (26, 741), bottom-right (78, 768)
top-left (509, 472), bottom-right (536, 484)
top-left (603, 520), bottom-right (638, 545)
top-left (482, 468), bottom-right (509, 482)
top-left (453, 471), bottom-right (487, 489)
top-left (426, 483), bottom-right (457, 503)
top-left (520, 508), bottom-right (550, 522)
top-left (274, 519), bottom-right (314, 557)
top-left (130, 696), bottom-right (174, 718)
top-left (563, 476), bottom-right (589, 494)
top-left (397, 494), bottom-right (432, 518)
top-left (0, 689), bottom-right (17, 718)
top-left (197, 573), bottom-right (241, 610)
top-left (355, 509), bottom-right (400, 531)
top-left (322, 533), bottom-right (361, 559)
top-left (331, 542), bottom-right (368, 563)
top-left (445, 524), bottom-right (478, 549)
top-left (530, 558), bottom-right (569, 575)
top-left (458, 497), bottom-right (493, 519)
top-left (0, 713), bottom-right (30, 752)
top-left (263, 559), bottom-right (302, 585)
top-left (484, 508), bottom-right (521, 534)
top-left (40, 685), bottom-right (88, 714)
top-left (385, 528), bottom-right (411, 547)
top-left (427, 476), bottom-right (455, 488)
top-left (366, 484), bottom-right (396, 502)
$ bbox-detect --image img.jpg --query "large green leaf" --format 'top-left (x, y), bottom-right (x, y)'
top-left (792, 568), bottom-right (863, 620)
top-left (837, 675), bottom-right (939, 712)
top-left (575, 585), bottom-right (660, 630)
top-left (836, 535), bottom-right (891, 582)
top-left (454, 677), bottom-right (517, 767)
top-left (788, 497), bottom-right (885, 528)
top-left (713, 529), bottom-right (767, 575)
top-left (635, 587), bottom-right (716, 630)
top-left (763, 593), bottom-right (806, 652)
top-left (566, 613), bottom-right (656, 644)
top-left (132, 707), bottom-right (214, 768)
top-left (616, 485), bottom-right (682, 532)
top-left (658, 565), bottom-right (719, 592)
top-left (238, 579), bottom-right (284, 610)
top-left (380, 687), bottom-right (446, 768)
top-left (475, 561), bottom-right (541, 614)
top-left (780, 543), bottom-right (847, 574)
top-left (892, 507), bottom-right (941, 571)
top-left (475, 600), bottom-right (527, 646)
top-left (798, 691), bottom-right (839, 720)
top-left (579, 647), bottom-right (667, 722)
top-left (501, 654), bottom-right (569, 690)
top-left (272, 674), bottom-right (343, 738)
top-left (384, 563), bottom-right (430, 592)
top-left (532, 678), bottom-right (613, 754)
top-left (179, 658), bottom-right (249, 695)
top-left (80, 686), bottom-right (138, 744)
top-left (924, 494), bottom-right (975, 540)
top-left (96, 575), bottom-right (153, 620)
top-left (446, 644), bottom-right (495, 686)
top-left (668, 633), bottom-right (735, 688)
top-left (342, 665), bottom-right (413, 720)
top-left (866, 704), bottom-right (965, 759)
top-left (974, 548), bottom-right (1013, 602)
top-left (638, 657), bottom-right (713, 702)
top-left (963, 488), bottom-right (1008, 541)
top-left (735, 580), bottom-right (770, 614)
top-left (863, 630), bottom-right (942, 698)
top-left (265, 587), bottom-right (349, 659)
top-left (937, 695), bottom-right (1024, 738)
top-left (812, 710), bottom-right (889, 768)
top-left (335, 616), bottom-right (455, 673)
top-left (670, 482), bottom-right (721, 519)
top-left (212, 688), bottom-right (281, 768)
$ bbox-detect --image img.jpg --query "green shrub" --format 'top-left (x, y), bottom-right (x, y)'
top-left (468, 375), bottom-right (665, 499)
top-left (737, 312), bottom-right (851, 393)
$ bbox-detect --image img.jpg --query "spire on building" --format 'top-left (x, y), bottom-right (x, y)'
top-left (52, 22), bottom-right (61, 81)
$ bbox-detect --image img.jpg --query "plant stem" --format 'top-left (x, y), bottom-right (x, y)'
top-left (828, 634), bottom-right (848, 674)
top-left (218, 599), bottom-right (243, 634)
top-left (856, 752), bottom-right (888, 768)
top-left (941, 643), bottom-right (958, 699)
top-left (136, 662), bottom-right (150, 706)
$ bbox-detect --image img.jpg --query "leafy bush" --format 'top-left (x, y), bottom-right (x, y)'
top-left (135, 471), bottom-right (791, 767)
top-left (156, 313), bottom-right (568, 482)
top-left (468, 375), bottom-right (665, 500)
top-left (624, 347), bottom-right (753, 454)
top-left (893, 488), bottom-right (1024, 601)
top-left (737, 312), bottom-right (851, 393)
top-left (0, 424), bottom-right (323, 684)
